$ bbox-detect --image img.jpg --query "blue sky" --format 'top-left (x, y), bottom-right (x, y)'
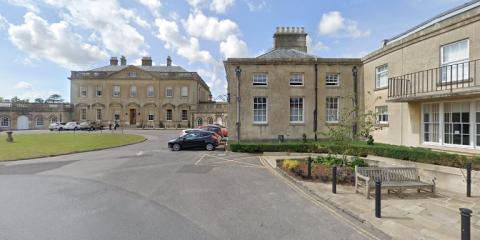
top-left (0, 0), bottom-right (470, 101)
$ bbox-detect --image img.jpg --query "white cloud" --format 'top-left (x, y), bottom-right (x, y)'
top-left (209, 0), bottom-right (235, 13)
top-left (155, 18), bottom-right (213, 63)
top-left (15, 81), bottom-right (33, 90)
top-left (43, 0), bottom-right (147, 57)
top-left (0, 14), bottom-right (9, 30)
top-left (196, 61), bottom-right (227, 96)
top-left (246, 0), bottom-right (267, 12)
top-left (6, 0), bottom-right (39, 12)
top-left (137, 0), bottom-right (162, 17)
top-left (318, 11), bottom-right (370, 38)
top-left (183, 11), bottom-right (239, 41)
top-left (220, 35), bottom-right (249, 58)
top-left (186, 0), bottom-right (207, 9)
top-left (306, 35), bottom-right (329, 53)
top-left (8, 12), bottom-right (108, 69)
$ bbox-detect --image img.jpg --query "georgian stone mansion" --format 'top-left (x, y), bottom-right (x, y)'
top-left (0, 56), bottom-right (227, 130)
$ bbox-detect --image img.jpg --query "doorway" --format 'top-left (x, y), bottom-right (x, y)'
top-left (129, 109), bottom-right (136, 125)
top-left (17, 115), bottom-right (29, 130)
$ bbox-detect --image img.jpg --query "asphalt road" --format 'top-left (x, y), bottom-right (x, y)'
top-left (0, 130), bottom-right (371, 240)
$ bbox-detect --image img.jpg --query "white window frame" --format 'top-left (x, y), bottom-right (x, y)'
top-left (181, 110), bottom-right (188, 121)
top-left (165, 87), bottom-right (173, 98)
top-left (80, 86), bottom-right (87, 97)
top-left (0, 116), bottom-right (10, 127)
top-left (128, 72), bottom-right (137, 78)
top-left (166, 109), bottom-right (173, 121)
top-left (96, 109), bottom-right (102, 121)
top-left (289, 73), bottom-right (304, 86)
top-left (252, 73), bottom-right (268, 86)
top-left (147, 85), bottom-right (155, 97)
top-left (422, 103), bottom-right (441, 144)
top-left (113, 85), bottom-right (121, 97)
top-left (440, 39), bottom-right (469, 83)
top-left (326, 97), bottom-right (339, 123)
top-left (253, 97), bottom-right (267, 124)
top-left (95, 85), bottom-right (103, 97)
top-left (148, 111), bottom-right (154, 121)
top-left (326, 73), bottom-right (340, 86)
top-left (375, 64), bottom-right (388, 89)
top-left (181, 86), bottom-right (188, 97)
top-left (375, 106), bottom-right (389, 124)
top-left (130, 85), bottom-right (137, 97)
top-left (80, 108), bottom-right (87, 121)
top-left (35, 116), bottom-right (44, 127)
top-left (289, 97), bottom-right (304, 123)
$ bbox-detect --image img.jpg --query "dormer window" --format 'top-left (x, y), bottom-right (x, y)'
top-left (128, 72), bottom-right (137, 78)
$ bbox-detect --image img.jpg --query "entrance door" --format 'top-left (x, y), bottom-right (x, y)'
top-left (17, 115), bottom-right (29, 130)
top-left (129, 109), bottom-right (136, 125)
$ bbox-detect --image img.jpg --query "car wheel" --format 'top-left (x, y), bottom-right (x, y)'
top-left (59, 128), bottom-right (63, 131)
top-left (90, 127), bottom-right (94, 131)
top-left (50, 129), bottom-right (53, 131)
top-left (206, 143), bottom-right (215, 151)
top-left (172, 143), bottom-right (181, 151)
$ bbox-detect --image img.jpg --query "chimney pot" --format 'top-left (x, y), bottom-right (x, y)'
top-left (120, 56), bottom-right (126, 66)
top-left (110, 57), bottom-right (118, 66)
top-left (273, 26), bottom-right (308, 52)
top-left (141, 56), bottom-right (152, 66)
top-left (166, 56), bottom-right (172, 66)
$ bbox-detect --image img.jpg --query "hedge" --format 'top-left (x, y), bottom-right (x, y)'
top-left (229, 142), bottom-right (327, 154)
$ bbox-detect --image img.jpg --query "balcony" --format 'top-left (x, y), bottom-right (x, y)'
top-left (388, 59), bottom-right (480, 102)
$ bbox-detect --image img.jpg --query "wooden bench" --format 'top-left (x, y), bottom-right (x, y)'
top-left (355, 166), bottom-right (435, 198)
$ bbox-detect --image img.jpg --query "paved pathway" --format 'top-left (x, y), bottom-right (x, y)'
top-left (0, 130), bottom-right (376, 240)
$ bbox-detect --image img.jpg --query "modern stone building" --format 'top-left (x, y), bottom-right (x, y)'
top-left (0, 102), bottom-right (72, 130)
top-left (69, 56), bottom-right (226, 129)
top-left (224, 27), bottom-right (362, 141)
top-left (225, 0), bottom-right (480, 154)
top-left (363, 0), bottom-right (480, 152)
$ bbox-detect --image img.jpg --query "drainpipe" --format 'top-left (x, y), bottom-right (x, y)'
top-left (235, 66), bottom-right (242, 143)
top-left (314, 60), bottom-right (318, 141)
top-left (352, 66), bottom-right (358, 138)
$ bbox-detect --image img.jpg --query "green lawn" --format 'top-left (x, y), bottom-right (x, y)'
top-left (0, 133), bottom-right (145, 161)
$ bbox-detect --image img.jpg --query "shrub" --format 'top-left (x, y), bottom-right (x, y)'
top-left (229, 142), bottom-right (327, 154)
top-left (282, 159), bottom-right (300, 171)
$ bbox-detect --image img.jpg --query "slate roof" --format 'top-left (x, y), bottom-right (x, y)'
top-left (89, 65), bottom-right (188, 72)
top-left (256, 48), bottom-right (316, 59)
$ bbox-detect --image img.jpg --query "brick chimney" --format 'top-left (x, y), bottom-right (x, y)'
top-left (273, 27), bottom-right (307, 52)
top-left (141, 56), bottom-right (152, 66)
top-left (166, 56), bottom-right (172, 66)
top-left (110, 57), bottom-right (118, 66)
top-left (120, 56), bottom-right (126, 66)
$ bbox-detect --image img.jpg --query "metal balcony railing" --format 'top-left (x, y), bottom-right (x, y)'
top-left (388, 59), bottom-right (480, 101)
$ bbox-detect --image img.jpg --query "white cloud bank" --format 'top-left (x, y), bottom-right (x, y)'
top-left (318, 11), bottom-right (370, 38)
top-left (14, 81), bottom-right (33, 90)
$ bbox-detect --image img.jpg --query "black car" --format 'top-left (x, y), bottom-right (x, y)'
top-left (168, 131), bottom-right (218, 151)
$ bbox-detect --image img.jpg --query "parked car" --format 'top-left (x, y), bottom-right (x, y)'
top-left (168, 131), bottom-right (219, 151)
top-left (79, 121), bottom-right (104, 131)
top-left (63, 122), bottom-right (81, 131)
top-left (198, 125), bottom-right (225, 138)
top-left (49, 122), bottom-right (66, 131)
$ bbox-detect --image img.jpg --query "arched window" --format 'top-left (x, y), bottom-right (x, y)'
top-left (207, 117), bottom-right (213, 125)
top-left (0, 116), bottom-right (10, 127)
top-left (36, 116), bottom-right (44, 127)
top-left (50, 116), bottom-right (58, 124)
top-left (197, 118), bottom-right (203, 127)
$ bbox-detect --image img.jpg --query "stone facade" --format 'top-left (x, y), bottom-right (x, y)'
top-left (0, 102), bottom-right (72, 130)
top-left (224, 27), bottom-right (362, 141)
top-left (193, 102), bottom-right (228, 127)
top-left (70, 56), bottom-right (227, 129)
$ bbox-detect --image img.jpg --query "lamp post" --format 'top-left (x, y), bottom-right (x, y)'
top-left (235, 66), bottom-right (242, 143)
top-left (352, 66), bottom-right (358, 138)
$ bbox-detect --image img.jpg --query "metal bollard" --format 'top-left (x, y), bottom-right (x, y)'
top-left (466, 162), bottom-right (472, 197)
top-left (460, 208), bottom-right (472, 240)
top-left (375, 180), bottom-right (381, 218)
top-left (332, 166), bottom-right (337, 194)
top-left (307, 157), bottom-right (312, 179)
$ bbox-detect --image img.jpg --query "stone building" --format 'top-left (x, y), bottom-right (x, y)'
top-left (363, 0), bottom-right (480, 152)
top-left (69, 56), bottom-right (226, 129)
top-left (0, 102), bottom-right (72, 130)
top-left (224, 27), bottom-right (362, 141)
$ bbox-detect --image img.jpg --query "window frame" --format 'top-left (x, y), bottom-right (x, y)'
top-left (326, 97), bottom-right (339, 123)
top-left (289, 73), bottom-right (304, 86)
top-left (35, 116), bottom-right (44, 127)
top-left (181, 110), bottom-right (188, 121)
top-left (147, 85), bottom-right (155, 97)
top-left (252, 73), bottom-right (268, 86)
top-left (96, 108), bottom-right (102, 121)
top-left (165, 87), bottom-right (173, 98)
top-left (326, 73), bottom-right (340, 86)
top-left (113, 85), bottom-right (121, 97)
top-left (181, 86), bottom-right (189, 97)
top-left (375, 64), bottom-right (389, 89)
top-left (80, 108), bottom-right (87, 121)
top-left (130, 85), bottom-right (137, 98)
top-left (166, 109), bottom-right (173, 121)
top-left (95, 85), bottom-right (103, 97)
top-left (375, 106), bottom-right (389, 125)
top-left (252, 97), bottom-right (268, 124)
top-left (289, 97), bottom-right (304, 123)
top-left (440, 39), bottom-right (470, 83)
top-left (0, 116), bottom-right (10, 127)
top-left (128, 72), bottom-right (137, 78)
top-left (80, 86), bottom-right (87, 97)
top-left (148, 111), bottom-right (154, 121)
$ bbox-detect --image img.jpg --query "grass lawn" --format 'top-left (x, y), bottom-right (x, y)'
top-left (0, 133), bottom-right (145, 161)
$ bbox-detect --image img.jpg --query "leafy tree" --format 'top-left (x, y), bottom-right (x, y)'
top-left (0, 97), bottom-right (3, 102)
top-left (34, 98), bottom-right (45, 103)
top-left (10, 96), bottom-right (20, 103)
top-left (45, 94), bottom-right (64, 103)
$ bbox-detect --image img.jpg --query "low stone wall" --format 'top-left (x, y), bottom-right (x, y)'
top-left (364, 155), bottom-right (479, 195)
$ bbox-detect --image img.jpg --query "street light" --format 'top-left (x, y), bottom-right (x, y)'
top-left (235, 66), bottom-right (242, 143)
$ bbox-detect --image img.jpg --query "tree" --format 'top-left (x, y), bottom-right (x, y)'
top-left (323, 92), bottom-right (380, 162)
top-left (45, 94), bottom-right (64, 103)
top-left (10, 96), bottom-right (20, 103)
top-left (0, 97), bottom-right (3, 102)
top-left (34, 98), bottom-right (45, 103)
